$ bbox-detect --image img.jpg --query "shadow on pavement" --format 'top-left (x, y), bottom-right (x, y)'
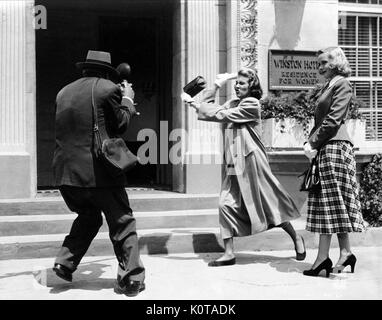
top-left (46, 262), bottom-right (115, 294)
top-left (0, 258), bottom-right (118, 293)
top-left (163, 250), bottom-right (319, 276)
top-left (234, 252), bottom-right (311, 274)
top-left (159, 233), bottom-right (224, 262)
top-left (138, 234), bottom-right (171, 255)
top-left (192, 233), bottom-right (224, 253)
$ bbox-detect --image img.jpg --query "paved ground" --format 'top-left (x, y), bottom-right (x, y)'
top-left (0, 246), bottom-right (381, 300)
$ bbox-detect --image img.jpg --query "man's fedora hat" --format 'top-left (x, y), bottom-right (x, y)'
top-left (76, 50), bottom-right (118, 78)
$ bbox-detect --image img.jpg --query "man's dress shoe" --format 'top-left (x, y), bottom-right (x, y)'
top-left (208, 257), bottom-right (236, 267)
top-left (52, 263), bottom-right (73, 282)
top-left (114, 279), bottom-right (145, 297)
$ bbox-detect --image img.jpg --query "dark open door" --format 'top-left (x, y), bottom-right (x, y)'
top-left (35, 0), bottom-right (173, 189)
top-left (99, 17), bottom-right (159, 186)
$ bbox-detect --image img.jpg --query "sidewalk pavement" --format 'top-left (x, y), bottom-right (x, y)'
top-left (0, 246), bottom-right (381, 300)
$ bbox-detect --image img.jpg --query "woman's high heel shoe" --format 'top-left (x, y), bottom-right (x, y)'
top-left (333, 254), bottom-right (357, 273)
top-left (295, 236), bottom-right (306, 261)
top-left (303, 258), bottom-right (333, 278)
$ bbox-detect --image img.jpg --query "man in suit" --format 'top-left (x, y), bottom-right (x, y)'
top-left (52, 50), bottom-right (145, 297)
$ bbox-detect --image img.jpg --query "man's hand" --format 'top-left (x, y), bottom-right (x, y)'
top-left (214, 72), bottom-right (237, 88)
top-left (120, 82), bottom-right (140, 115)
top-left (120, 81), bottom-right (135, 101)
top-left (304, 142), bottom-right (318, 161)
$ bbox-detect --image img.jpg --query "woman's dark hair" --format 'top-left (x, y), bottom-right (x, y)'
top-left (237, 67), bottom-right (263, 100)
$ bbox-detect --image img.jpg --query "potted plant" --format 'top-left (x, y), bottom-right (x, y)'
top-left (260, 90), bottom-right (315, 148)
top-left (345, 95), bottom-right (366, 148)
top-left (260, 85), bottom-right (366, 149)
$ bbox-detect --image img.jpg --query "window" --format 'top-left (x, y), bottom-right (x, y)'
top-left (339, 6), bottom-right (382, 147)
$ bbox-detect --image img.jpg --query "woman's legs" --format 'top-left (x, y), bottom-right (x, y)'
top-left (279, 222), bottom-right (305, 254)
top-left (335, 233), bottom-right (352, 266)
top-left (215, 237), bottom-right (235, 262)
top-left (311, 234), bottom-right (332, 269)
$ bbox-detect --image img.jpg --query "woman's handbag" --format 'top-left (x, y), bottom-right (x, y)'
top-left (299, 155), bottom-right (320, 192)
top-left (183, 76), bottom-right (207, 97)
top-left (91, 79), bottom-right (138, 177)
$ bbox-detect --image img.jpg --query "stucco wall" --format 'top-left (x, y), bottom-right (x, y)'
top-left (254, 0), bottom-right (339, 211)
top-left (257, 0), bottom-right (338, 96)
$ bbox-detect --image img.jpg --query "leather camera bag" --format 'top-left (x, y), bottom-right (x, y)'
top-left (91, 79), bottom-right (138, 177)
top-left (183, 76), bottom-right (207, 97)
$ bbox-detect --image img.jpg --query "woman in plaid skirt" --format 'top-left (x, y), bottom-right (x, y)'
top-left (303, 47), bottom-right (366, 277)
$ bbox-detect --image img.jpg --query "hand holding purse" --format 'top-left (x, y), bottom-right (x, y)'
top-left (183, 76), bottom-right (207, 97)
top-left (180, 92), bottom-right (195, 103)
top-left (299, 155), bottom-right (320, 192)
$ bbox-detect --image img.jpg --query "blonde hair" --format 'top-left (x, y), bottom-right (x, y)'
top-left (317, 47), bottom-right (352, 77)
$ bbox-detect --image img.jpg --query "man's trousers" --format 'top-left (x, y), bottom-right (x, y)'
top-left (55, 186), bottom-right (145, 283)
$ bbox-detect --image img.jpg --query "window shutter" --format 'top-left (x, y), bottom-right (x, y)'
top-left (339, 0), bottom-right (382, 4)
top-left (339, 15), bottom-right (356, 46)
top-left (340, 10), bottom-right (382, 142)
top-left (377, 82), bottom-right (382, 141)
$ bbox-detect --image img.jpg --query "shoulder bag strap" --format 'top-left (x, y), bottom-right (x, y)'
top-left (91, 78), bottom-right (103, 156)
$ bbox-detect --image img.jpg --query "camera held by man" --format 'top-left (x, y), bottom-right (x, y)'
top-left (116, 62), bottom-right (140, 116)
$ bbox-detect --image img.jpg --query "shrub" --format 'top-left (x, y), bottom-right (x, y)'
top-left (348, 95), bottom-right (366, 120)
top-left (359, 153), bottom-right (382, 227)
top-left (260, 90), bottom-right (315, 121)
top-left (260, 85), bottom-right (365, 136)
top-left (260, 90), bottom-right (315, 136)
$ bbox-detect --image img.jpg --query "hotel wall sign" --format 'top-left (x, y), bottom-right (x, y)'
top-left (269, 50), bottom-right (323, 90)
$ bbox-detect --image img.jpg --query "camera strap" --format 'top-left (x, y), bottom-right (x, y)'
top-left (91, 78), bottom-right (108, 156)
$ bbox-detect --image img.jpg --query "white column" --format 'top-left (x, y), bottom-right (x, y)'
top-left (0, 0), bottom-right (36, 199)
top-left (178, 0), bottom-right (223, 193)
top-left (186, 0), bottom-right (221, 159)
top-left (0, 1), bottom-right (27, 152)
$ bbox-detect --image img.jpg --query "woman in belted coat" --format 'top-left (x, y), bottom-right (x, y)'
top-left (181, 68), bottom-right (305, 266)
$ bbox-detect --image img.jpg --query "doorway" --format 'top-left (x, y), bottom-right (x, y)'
top-left (35, 0), bottom-right (174, 189)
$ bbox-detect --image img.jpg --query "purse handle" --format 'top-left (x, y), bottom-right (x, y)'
top-left (311, 148), bottom-right (321, 165)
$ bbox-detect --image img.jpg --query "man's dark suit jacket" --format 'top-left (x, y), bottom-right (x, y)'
top-left (308, 76), bottom-right (353, 150)
top-left (52, 77), bottom-right (136, 187)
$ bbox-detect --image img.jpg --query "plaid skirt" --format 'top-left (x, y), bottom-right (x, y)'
top-left (306, 141), bottom-right (366, 234)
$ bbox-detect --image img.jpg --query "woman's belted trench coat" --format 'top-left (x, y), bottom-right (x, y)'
top-left (197, 93), bottom-right (300, 238)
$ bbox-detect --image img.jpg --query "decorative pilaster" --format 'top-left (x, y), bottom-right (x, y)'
top-left (239, 0), bottom-right (258, 70)
top-left (0, 0), bottom-right (36, 199)
top-left (0, 0), bottom-right (28, 152)
top-left (177, 0), bottom-right (222, 194)
top-left (186, 0), bottom-right (221, 157)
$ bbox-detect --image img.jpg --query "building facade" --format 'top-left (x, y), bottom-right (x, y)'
top-left (0, 0), bottom-right (381, 201)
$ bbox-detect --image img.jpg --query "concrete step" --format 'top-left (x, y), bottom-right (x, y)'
top-left (1, 219), bottom-right (380, 260)
top-left (0, 190), bottom-right (219, 216)
top-left (0, 221), bottom-right (307, 259)
top-left (0, 207), bottom-right (222, 259)
top-left (0, 209), bottom-right (219, 236)
top-left (1, 189), bottom-right (380, 260)
top-left (0, 203), bottom-right (308, 259)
